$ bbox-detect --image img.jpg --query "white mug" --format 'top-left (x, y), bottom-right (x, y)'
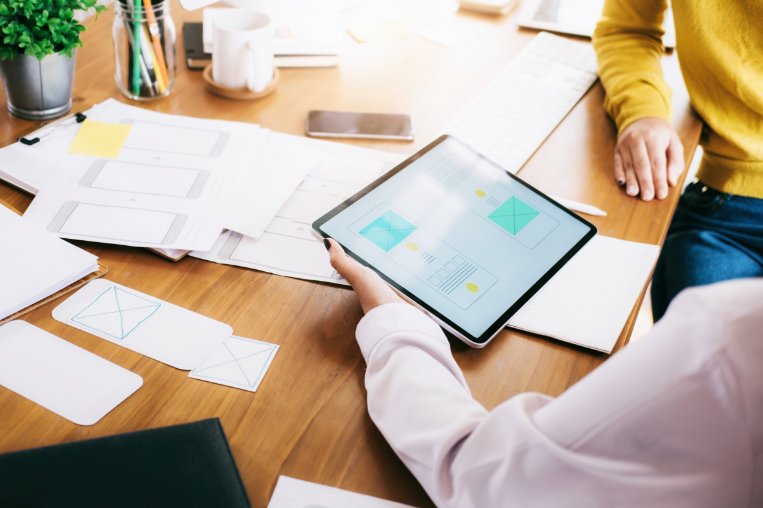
top-left (212, 10), bottom-right (274, 93)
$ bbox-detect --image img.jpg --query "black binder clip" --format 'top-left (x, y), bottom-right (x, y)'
top-left (18, 112), bottom-right (87, 146)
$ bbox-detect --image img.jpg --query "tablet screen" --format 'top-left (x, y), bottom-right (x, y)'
top-left (316, 136), bottom-right (595, 343)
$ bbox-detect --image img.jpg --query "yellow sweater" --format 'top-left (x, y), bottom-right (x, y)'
top-left (593, 0), bottom-right (763, 198)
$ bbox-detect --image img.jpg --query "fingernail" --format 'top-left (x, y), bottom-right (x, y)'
top-left (642, 190), bottom-right (653, 200)
top-left (617, 179), bottom-right (625, 185)
top-left (657, 189), bottom-right (667, 199)
top-left (627, 185), bottom-right (638, 196)
top-left (323, 238), bottom-right (331, 251)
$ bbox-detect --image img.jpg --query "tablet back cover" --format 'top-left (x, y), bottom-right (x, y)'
top-left (0, 418), bottom-right (252, 508)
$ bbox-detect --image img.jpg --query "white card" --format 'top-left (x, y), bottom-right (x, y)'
top-left (189, 336), bottom-right (279, 392)
top-left (267, 476), bottom-right (417, 508)
top-left (53, 279), bottom-right (232, 370)
top-left (0, 321), bottom-right (142, 426)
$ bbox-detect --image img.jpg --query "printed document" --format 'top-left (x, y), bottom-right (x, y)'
top-left (19, 99), bottom-right (305, 251)
top-left (191, 137), bottom-right (404, 284)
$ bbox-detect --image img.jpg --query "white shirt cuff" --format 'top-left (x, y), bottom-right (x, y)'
top-left (356, 303), bottom-right (448, 361)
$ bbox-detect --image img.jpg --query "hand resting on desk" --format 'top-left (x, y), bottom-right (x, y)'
top-left (614, 117), bottom-right (684, 201)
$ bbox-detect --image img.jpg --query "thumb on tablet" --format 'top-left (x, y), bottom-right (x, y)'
top-left (325, 238), bottom-right (364, 284)
top-left (324, 238), bottom-right (403, 314)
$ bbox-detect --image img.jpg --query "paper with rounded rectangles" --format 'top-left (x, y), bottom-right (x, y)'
top-left (188, 336), bottom-right (279, 392)
top-left (0, 321), bottom-right (142, 426)
top-left (53, 279), bottom-right (232, 370)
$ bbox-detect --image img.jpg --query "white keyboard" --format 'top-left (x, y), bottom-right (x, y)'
top-left (443, 32), bottom-right (598, 174)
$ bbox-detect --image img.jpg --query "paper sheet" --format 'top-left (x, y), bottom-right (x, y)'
top-left (508, 235), bottom-right (660, 353)
top-left (418, 23), bottom-right (477, 48)
top-left (20, 99), bottom-right (285, 251)
top-left (267, 476), bottom-right (417, 508)
top-left (347, 19), bottom-right (407, 42)
top-left (191, 139), bottom-right (405, 284)
top-left (52, 279), bottom-right (232, 370)
top-left (0, 205), bottom-right (98, 321)
top-left (189, 336), bottom-right (279, 392)
top-left (0, 321), bottom-right (142, 426)
top-left (67, 120), bottom-right (132, 158)
top-left (224, 132), bottom-right (325, 239)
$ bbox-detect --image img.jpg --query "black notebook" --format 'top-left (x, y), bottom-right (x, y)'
top-left (0, 418), bottom-right (252, 508)
top-left (184, 22), bottom-right (211, 70)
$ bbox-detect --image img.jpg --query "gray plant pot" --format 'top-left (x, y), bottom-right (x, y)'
top-left (0, 50), bottom-right (76, 120)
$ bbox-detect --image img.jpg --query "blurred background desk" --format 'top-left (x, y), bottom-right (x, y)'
top-left (0, 1), bottom-right (701, 506)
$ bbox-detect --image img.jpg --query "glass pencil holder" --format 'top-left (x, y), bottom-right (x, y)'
top-left (113, 0), bottom-right (176, 101)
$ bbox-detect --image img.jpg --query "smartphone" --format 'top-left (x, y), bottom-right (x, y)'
top-left (306, 110), bottom-right (414, 141)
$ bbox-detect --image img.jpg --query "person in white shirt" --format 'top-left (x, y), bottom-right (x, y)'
top-left (323, 238), bottom-right (762, 508)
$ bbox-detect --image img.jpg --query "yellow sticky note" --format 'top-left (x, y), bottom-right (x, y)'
top-left (68, 120), bottom-right (132, 159)
top-left (347, 20), bottom-right (407, 43)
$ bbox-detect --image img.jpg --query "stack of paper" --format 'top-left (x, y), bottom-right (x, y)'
top-left (5, 99), bottom-right (318, 254)
top-left (0, 205), bottom-right (99, 321)
top-left (191, 133), bottom-right (405, 284)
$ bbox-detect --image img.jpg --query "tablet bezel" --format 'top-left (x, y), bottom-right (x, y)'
top-left (312, 135), bottom-right (597, 346)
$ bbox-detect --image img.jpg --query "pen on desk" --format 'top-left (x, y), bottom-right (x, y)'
top-left (131, 0), bottom-right (142, 96)
top-left (548, 195), bottom-right (607, 216)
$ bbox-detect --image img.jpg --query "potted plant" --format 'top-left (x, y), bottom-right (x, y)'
top-left (0, 0), bottom-right (105, 120)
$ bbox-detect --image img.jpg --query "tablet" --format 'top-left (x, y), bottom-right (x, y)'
top-left (312, 135), bottom-right (596, 347)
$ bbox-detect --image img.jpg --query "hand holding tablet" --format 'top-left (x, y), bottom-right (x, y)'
top-left (325, 238), bottom-right (403, 314)
top-left (313, 135), bottom-right (596, 347)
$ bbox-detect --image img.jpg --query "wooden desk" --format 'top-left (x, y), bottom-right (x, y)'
top-left (0, 3), bottom-right (701, 507)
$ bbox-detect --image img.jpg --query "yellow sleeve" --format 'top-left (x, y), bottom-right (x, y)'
top-left (592, 0), bottom-right (672, 133)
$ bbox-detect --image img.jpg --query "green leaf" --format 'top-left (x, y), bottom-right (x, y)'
top-left (1, 0), bottom-right (109, 60)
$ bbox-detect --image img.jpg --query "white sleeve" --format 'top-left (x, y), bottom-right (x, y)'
top-left (356, 303), bottom-right (555, 508)
top-left (357, 279), bottom-right (763, 508)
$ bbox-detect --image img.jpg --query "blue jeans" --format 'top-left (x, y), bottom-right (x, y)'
top-left (651, 181), bottom-right (763, 321)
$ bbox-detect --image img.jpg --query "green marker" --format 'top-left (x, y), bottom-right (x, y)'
top-left (132, 0), bottom-right (142, 95)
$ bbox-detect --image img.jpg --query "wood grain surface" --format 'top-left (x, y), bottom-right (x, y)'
top-left (0, 2), bottom-right (701, 507)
